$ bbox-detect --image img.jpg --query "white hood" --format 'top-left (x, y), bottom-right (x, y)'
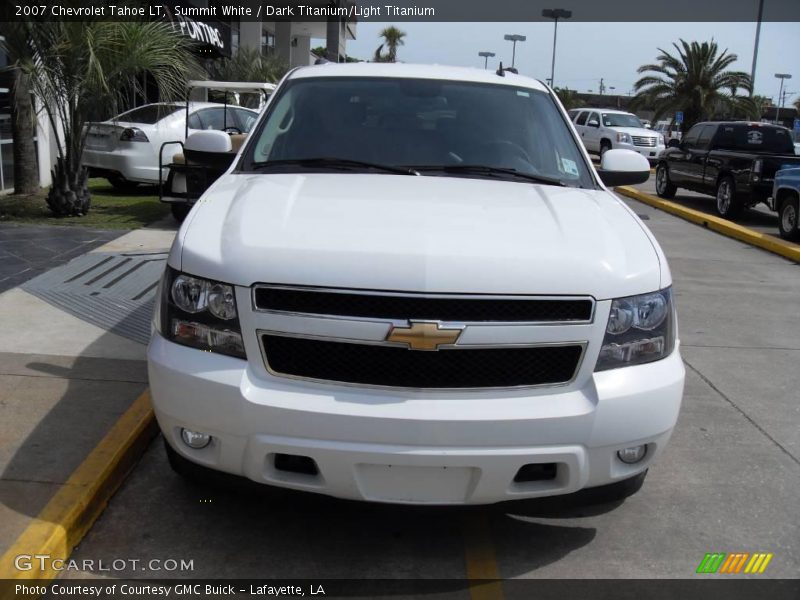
top-left (175, 173), bottom-right (663, 300)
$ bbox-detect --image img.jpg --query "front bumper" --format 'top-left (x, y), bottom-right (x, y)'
top-left (82, 147), bottom-right (164, 184)
top-left (148, 333), bottom-right (684, 505)
top-left (615, 142), bottom-right (665, 162)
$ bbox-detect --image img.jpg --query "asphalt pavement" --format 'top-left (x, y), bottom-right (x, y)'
top-left (59, 193), bottom-right (800, 584)
top-left (635, 175), bottom-right (781, 238)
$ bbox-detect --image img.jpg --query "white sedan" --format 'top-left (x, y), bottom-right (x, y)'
top-left (82, 102), bottom-right (259, 189)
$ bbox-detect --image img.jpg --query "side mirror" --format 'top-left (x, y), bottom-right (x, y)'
top-left (667, 138), bottom-right (680, 149)
top-left (185, 130), bottom-right (232, 153)
top-left (587, 119), bottom-right (599, 128)
top-left (597, 149), bottom-right (650, 187)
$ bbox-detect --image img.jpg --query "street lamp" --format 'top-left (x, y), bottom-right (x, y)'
top-left (478, 51), bottom-right (496, 70)
top-left (503, 34), bottom-right (526, 69)
top-left (775, 73), bottom-right (792, 124)
top-left (542, 8), bottom-right (572, 88)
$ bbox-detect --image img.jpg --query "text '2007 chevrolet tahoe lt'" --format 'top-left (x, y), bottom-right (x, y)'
top-left (147, 63), bottom-right (685, 505)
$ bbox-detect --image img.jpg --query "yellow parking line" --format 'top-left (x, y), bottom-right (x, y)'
top-left (0, 391), bottom-right (156, 587)
top-left (462, 513), bottom-right (504, 600)
top-left (616, 186), bottom-right (800, 264)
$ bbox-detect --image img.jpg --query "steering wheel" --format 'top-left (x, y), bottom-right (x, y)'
top-left (224, 126), bottom-right (242, 135)
top-left (477, 140), bottom-right (533, 165)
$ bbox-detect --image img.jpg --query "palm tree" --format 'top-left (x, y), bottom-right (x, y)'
top-left (632, 40), bottom-right (752, 132)
top-left (14, 20), bottom-right (198, 216)
top-left (554, 87), bottom-right (585, 110)
top-left (0, 23), bottom-right (39, 194)
top-left (374, 26), bottom-right (406, 63)
top-left (207, 47), bottom-right (287, 85)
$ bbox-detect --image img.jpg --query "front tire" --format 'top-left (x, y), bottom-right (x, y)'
top-left (599, 141), bottom-right (611, 159)
top-left (108, 175), bottom-right (139, 192)
top-left (171, 203), bottom-right (191, 222)
top-left (715, 175), bottom-right (742, 219)
top-left (655, 163), bottom-right (677, 198)
top-left (778, 195), bottom-right (800, 241)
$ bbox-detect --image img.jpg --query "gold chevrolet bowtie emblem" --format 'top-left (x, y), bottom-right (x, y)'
top-left (386, 321), bottom-right (463, 351)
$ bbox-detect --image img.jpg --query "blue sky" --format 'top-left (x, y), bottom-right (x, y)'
top-left (340, 21), bottom-right (800, 106)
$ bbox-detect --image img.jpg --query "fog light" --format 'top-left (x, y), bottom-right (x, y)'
top-left (617, 445), bottom-right (647, 464)
top-left (180, 428), bottom-right (211, 449)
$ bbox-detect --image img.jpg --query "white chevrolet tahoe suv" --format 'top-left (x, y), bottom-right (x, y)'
top-left (148, 63), bottom-right (685, 505)
top-left (569, 108), bottom-right (666, 163)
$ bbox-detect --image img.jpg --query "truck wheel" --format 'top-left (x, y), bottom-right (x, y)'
top-left (108, 176), bottom-right (139, 192)
top-left (715, 176), bottom-right (741, 219)
top-left (778, 196), bottom-right (800, 241)
top-left (655, 164), bottom-right (677, 198)
top-left (171, 203), bottom-right (190, 222)
top-left (599, 140), bottom-right (611, 159)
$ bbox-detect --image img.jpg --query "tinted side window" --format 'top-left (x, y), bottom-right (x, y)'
top-left (234, 108), bottom-right (258, 133)
top-left (187, 113), bottom-right (202, 129)
top-left (682, 125), bottom-right (704, 148)
top-left (576, 111), bottom-right (588, 126)
top-left (714, 125), bottom-right (794, 153)
top-left (697, 125), bottom-right (717, 149)
top-left (194, 108), bottom-right (231, 130)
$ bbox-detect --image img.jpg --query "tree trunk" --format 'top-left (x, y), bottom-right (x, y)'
top-left (10, 69), bottom-right (39, 195)
top-left (46, 158), bottom-right (90, 216)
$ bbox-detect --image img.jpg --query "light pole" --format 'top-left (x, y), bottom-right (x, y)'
top-left (775, 73), bottom-right (792, 124)
top-left (478, 51), bottom-right (495, 70)
top-left (503, 34), bottom-right (526, 70)
top-left (750, 0), bottom-right (765, 96)
top-left (542, 8), bottom-right (572, 88)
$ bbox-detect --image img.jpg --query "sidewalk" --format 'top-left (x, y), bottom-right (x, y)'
top-left (0, 225), bottom-right (175, 575)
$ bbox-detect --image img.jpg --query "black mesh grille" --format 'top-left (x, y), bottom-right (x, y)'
top-left (262, 335), bottom-right (583, 389)
top-left (254, 288), bottom-right (593, 322)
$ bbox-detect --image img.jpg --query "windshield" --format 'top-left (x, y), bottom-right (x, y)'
top-left (602, 113), bottom-right (643, 128)
top-left (241, 77), bottom-right (594, 188)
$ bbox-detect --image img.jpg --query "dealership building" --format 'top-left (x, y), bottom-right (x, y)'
top-left (0, 0), bottom-right (356, 192)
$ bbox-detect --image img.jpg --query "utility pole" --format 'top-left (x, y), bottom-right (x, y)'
top-left (599, 78), bottom-right (606, 95)
top-left (775, 73), bottom-right (792, 125)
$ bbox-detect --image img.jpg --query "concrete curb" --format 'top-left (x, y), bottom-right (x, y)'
top-left (616, 186), bottom-right (800, 264)
top-left (0, 391), bottom-right (156, 587)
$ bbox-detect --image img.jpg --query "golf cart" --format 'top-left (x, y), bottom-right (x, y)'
top-left (159, 80), bottom-right (275, 221)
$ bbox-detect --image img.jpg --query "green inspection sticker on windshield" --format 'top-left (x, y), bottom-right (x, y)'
top-left (561, 158), bottom-right (579, 176)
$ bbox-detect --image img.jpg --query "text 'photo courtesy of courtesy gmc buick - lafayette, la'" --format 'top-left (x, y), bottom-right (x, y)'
top-left (147, 63), bottom-right (685, 506)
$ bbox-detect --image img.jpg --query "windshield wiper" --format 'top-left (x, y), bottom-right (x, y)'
top-left (411, 165), bottom-right (566, 186)
top-left (249, 158), bottom-right (418, 176)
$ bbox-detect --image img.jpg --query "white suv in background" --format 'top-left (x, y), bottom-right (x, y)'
top-left (569, 108), bottom-right (665, 163)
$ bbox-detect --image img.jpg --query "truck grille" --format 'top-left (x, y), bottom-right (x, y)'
top-left (261, 334), bottom-right (584, 389)
top-left (632, 136), bottom-right (657, 147)
top-left (253, 286), bottom-right (593, 323)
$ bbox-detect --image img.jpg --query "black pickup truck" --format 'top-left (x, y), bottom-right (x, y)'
top-left (655, 121), bottom-right (800, 218)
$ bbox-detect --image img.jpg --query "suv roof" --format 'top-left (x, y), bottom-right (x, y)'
top-left (291, 62), bottom-right (549, 92)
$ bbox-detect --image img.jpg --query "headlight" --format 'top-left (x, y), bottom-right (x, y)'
top-left (156, 267), bottom-right (246, 359)
top-left (658, 135), bottom-right (665, 146)
top-left (595, 287), bottom-right (675, 371)
top-left (616, 132), bottom-right (632, 144)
